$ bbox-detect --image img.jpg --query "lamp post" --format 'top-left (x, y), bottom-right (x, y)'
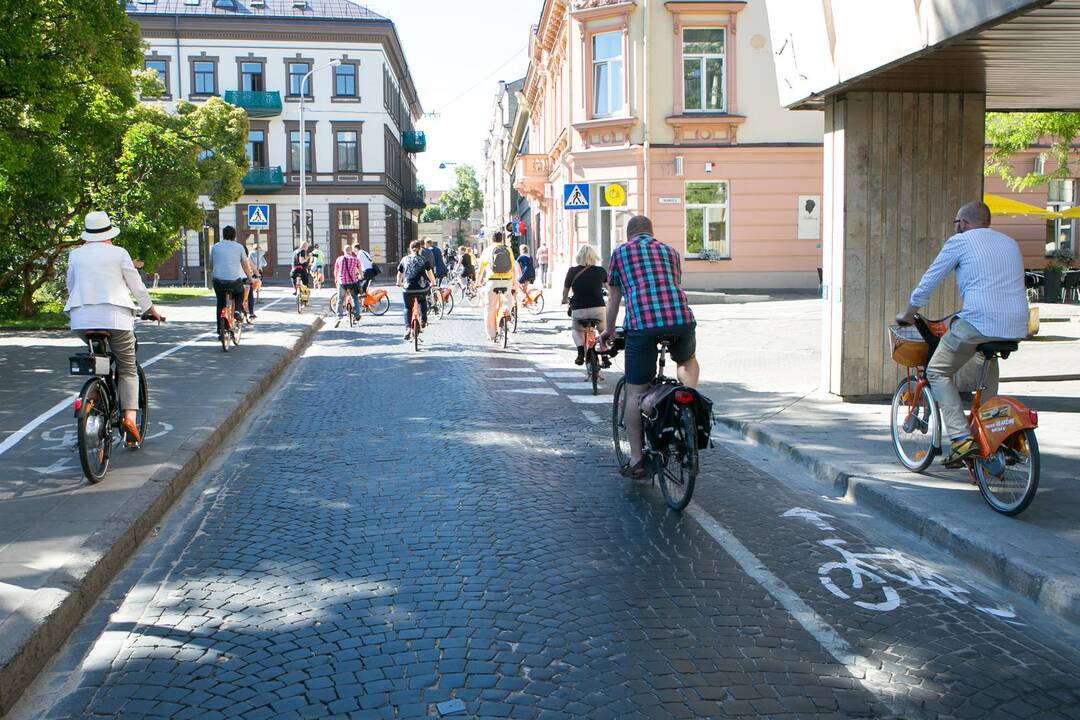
top-left (299, 59), bottom-right (340, 252)
top-left (437, 162), bottom-right (463, 245)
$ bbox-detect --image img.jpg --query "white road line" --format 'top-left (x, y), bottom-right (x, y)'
top-left (0, 296), bottom-right (287, 458)
top-left (566, 395), bottom-right (611, 404)
top-left (686, 505), bottom-right (904, 715)
top-left (499, 388), bottom-right (559, 396)
top-left (489, 368), bottom-right (539, 373)
top-left (581, 410), bottom-right (603, 425)
top-left (543, 371), bottom-right (588, 379)
top-left (553, 381), bottom-right (595, 390)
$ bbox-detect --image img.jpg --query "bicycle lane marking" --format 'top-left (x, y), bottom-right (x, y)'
top-left (0, 296), bottom-right (286, 458)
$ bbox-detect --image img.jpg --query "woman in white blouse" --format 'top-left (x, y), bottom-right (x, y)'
top-left (65, 211), bottom-right (163, 446)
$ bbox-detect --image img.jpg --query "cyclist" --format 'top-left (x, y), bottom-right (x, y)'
top-left (355, 244), bottom-right (379, 294)
top-left (333, 244), bottom-right (362, 328)
top-left (65, 211), bottom-right (164, 446)
top-left (599, 215), bottom-right (698, 479)
top-left (397, 239), bottom-right (436, 341)
top-left (563, 244), bottom-right (609, 366)
top-left (291, 241), bottom-right (312, 295)
top-left (458, 245), bottom-right (476, 289)
top-left (210, 226), bottom-right (254, 342)
top-left (424, 237), bottom-right (448, 286)
top-left (517, 243), bottom-right (536, 298)
top-left (445, 243), bottom-right (458, 275)
top-left (478, 231), bottom-right (519, 342)
top-left (896, 200), bottom-right (1028, 467)
top-left (310, 243), bottom-right (325, 288)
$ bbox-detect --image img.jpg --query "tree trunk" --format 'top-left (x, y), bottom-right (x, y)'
top-left (18, 272), bottom-right (38, 317)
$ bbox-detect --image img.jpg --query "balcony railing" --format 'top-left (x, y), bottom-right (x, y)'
top-left (402, 130), bottom-right (427, 153)
top-left (242, 166), bottom-right (285, 193)
top-left (403, 188), bottom-right (426, 209)
top-left (223, 90), bottom-right (283, 118)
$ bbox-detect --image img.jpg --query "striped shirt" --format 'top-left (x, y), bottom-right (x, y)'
top-left (334, 254), bottom-right (361, 286)
top-left (909, 227), bottom-right (1028, 340)
top-left (608, 235), bottom-right (695, 330)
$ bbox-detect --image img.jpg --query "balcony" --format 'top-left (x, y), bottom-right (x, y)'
top-left (223, 90), bottom-right (283, 118)
top-left (402, 130), bottom-right (427, 153)
top-left (242, 166), bottom-right (285, 193)
top-left (403, 188), bottom-right (426, 209)
top-left (513, 154), bottom-right (551, 201)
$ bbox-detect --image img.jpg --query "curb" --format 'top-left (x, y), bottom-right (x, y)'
top-left (714, 414), bottom-right (1080, 628)
top-left (0, 316), bottom-right (324, 715)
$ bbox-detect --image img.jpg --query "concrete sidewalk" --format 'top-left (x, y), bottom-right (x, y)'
top-left (690, 300), bottom-right (1080, 626)
top-left (0, 290), bottom-right (326, 713)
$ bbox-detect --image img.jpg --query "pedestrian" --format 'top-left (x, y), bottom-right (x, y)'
top-left (536, 242), bottom-right (549, 287)
top-left (563, 244), bottom-right (609, 366)
top-left (396, 239), bottom-right (436, 341)
top-left (333, 244), bottom-right (362, 328)
top-left (477, 231), bottom-right (518, 341)
top-left (65, 211), bottom-right (164, 446)
top-left (210, 225), bottom-right (254, 340)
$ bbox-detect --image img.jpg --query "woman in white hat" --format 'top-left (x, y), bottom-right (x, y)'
top-left (65, 211), bottom-right (163, 446)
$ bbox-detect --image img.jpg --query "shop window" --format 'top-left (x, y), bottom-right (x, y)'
top-left (685, 181), bottom-right (729, 257)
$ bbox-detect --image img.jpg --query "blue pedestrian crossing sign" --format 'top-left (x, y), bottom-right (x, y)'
top-left (563, 183), bottom-right (590, 210)
top-left (247, 204), bottom-right (270, 228)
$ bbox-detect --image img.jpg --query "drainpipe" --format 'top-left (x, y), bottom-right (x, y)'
top-left (642, 0), bottom-right (651, 212)
top-left (174, 16), bottom-right (183, 98)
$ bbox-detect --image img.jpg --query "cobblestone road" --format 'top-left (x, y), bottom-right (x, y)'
top-left (16, 299), bottom-right (1080, 719)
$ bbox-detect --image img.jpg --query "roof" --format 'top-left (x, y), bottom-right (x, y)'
top-left (125, 0), bottom-right (387, 22)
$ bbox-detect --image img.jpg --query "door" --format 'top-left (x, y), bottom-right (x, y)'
top-left (330, 205), bottom-right (370, 268)
top-left (236, 204), bottom-right (277, 278)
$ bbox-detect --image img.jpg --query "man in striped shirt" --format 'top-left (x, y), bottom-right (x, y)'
top-left (334, 245), bottom-right (362, 328)
top-left (601, 215), bottom-right (699, 478)
top-left (897, 200), bottom-right (1028, 466)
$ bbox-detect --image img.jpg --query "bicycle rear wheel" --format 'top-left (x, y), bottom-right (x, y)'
top-left (413, 318), bottom-right (421, 352)
top-left (612, 377), bottom-right (631, 470)
top-left (890, 377), bottom-right (939, 472)
top-left (134, 366), bottom-right (149, 448)
top-left (296, 288), bottom-right (303, 314)
top-left (974, 428), bottom-right (1039, 515)
top-left (511, 305), bottom-right (518, 333)
top-left (231, 311), bottom-right (242, 346)
top-left (658, 406), bottom-right (699, 511)
top-left (329, 293), bottom-right (339, 316)
top-left (77, 378), bottom-right (112, 483)
top-left (442, 291), bottom-right (455, 316)
top-left (219, 314), bottom-right (229, 352)
top-left (586, 348), bottom-right (599, 395)
top-left (369, 294), bottom-right (390, 315)
top-left (527, 290), bottom-right (545, 315)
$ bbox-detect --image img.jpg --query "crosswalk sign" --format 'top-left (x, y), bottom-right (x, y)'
top-left (563, 183), bottom-right (590, 210)
top-left (247, 204), bottom-right (270, 228)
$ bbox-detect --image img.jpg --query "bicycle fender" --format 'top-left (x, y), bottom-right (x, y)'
top-left (971, 396), bottom-right (1038, 454)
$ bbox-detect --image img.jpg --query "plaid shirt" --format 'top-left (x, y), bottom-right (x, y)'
top-left (608, 235), bottom-right (694, 330)
top-left (334, 254), bottom-right (361, 286)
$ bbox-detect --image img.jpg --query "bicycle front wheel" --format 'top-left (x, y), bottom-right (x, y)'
top-left (231, 312), bottom-right (242, 346)
top-left (511, 306), bottom-right (518, 334)
top-left (975, 428), bottom-right (1039, 515)
top-left (658, 406), bottom-right (699, 511)
top-left (612, 377), bottom-right (631, 470)
top-left (77, 378), bottom-right (112, 483)
top-left (890, 377), bottom-right (939, 472)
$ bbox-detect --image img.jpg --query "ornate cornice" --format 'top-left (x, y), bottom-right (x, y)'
top-left (666, 114), bottom-right (746, 145)
top-left (572, 116), bottom-right (638, 149)
top-left (570, 0), bottom-right (636, 22)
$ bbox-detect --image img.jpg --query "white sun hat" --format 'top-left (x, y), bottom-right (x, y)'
top-left (81, 211), bottom-right (121, 242)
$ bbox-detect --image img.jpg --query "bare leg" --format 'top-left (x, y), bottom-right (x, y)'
top-left (677, 356), bottom-right (700, 389)
top-left (625, 382), bottom-right (647, 465)
top-left (571, 322), bottom-right (584, 347)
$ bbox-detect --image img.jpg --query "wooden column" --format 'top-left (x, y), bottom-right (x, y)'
top-left (822, 91), bottom-right (986, 399)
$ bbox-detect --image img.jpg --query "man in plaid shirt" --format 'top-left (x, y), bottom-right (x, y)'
top-left (601, 215), bottom-right (699, 478)
top-left (333, 245), bottom-right (362, 328)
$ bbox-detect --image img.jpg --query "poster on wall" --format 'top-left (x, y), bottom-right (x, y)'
top-left (798, 196), bottom-right (821, 240)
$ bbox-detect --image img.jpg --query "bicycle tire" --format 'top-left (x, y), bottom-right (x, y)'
top-left (890, 377), bottom-right (939, 472)
top-left (658, 406), bottom-right (698, 511)
top-left (586, 348), bottom-right (599, 395)
top-left (511, 305), bottom-right (518, 333)
top-left (974, 428), bottom-right (1040, 516)
top-left (231, 311), bottom-right (242, 346)
top-left (329, 293), bottom-right (339, 316)
top-left (443, 290), bottom-right (455, 316)
top-left (220, 319), bottom-right (229, 353)
top-left (134, 366), bottom-right (149, 448)
top-left (413, 318), bottom-right (421, 352)
top-left (527, 290), bottom-right (545, 315)
top-left (437, 292), bottom-right (448, 320)
top-left (501, 317), bottom-right (509, 348)
top-left (77, 378), bottom-right (112, 483)
top-left (369, 295), bottom-right (390, 316)
top-left (348, 306), bottom-right (356, 327)
top-left (612, 377), bottom-right (631, 470)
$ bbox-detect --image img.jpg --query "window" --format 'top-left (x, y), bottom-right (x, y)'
top-left (685, 182), bottom-right (729, 257)
top-left (592, 31), bottom-right (623, 117)
top-left (339, 209), bottom-right (361, 229)
top-left (240, 62), bottom-right (264, 92)
top-left (336, 131), bottom-right (359, 172)
top-left (193, 60), bottom-right (216, 95)
top-left (290, 130), bottom-right (313, 172)
top-left (334, 63), bottom-right (357, 97)
top-left (683, 28), bottom-right (726, 112)
top-left (247, 129), bottom-right (266, 167)
top-left (288, 61), bottom-right (312, 97)
top-left (1046, 179), bottom-right (1075, 256)
top-left (292, 210), bottom-right (314, 246)
top-left (144, 58), bottom-right (169, 96)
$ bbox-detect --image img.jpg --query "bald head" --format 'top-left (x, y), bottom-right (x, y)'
top-left (956, 201), bottom-right (991, 229)
top-left (626, 215), bottom-right (654, 239)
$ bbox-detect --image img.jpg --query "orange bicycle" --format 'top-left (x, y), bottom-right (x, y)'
top-left (329, 286), bottom-right (390, 316)
top-left (519, 286), bottom-right (545, 315)
top-left (492, 287), bottom-right (513, 348)
top-left (406, 293), bottom-right (424, 351)
top-left (889, 315), bottom-right (1040, 515)
top-left (219, 292), bottom-right (243, 352)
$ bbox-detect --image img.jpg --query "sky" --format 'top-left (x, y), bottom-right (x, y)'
top-left (356, 0), bottom-right (545, 191)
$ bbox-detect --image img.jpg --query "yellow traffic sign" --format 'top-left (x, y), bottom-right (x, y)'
top-left (604, 184), bottom-right (626, 206)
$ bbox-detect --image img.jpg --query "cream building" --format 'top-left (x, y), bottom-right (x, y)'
top-left (509, 0), bottom-right (825, 291)
top-left (482, 79), bottom-right (525, 232)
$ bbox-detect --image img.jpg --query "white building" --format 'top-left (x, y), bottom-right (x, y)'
top-left (127, 0), bottom-right (425, 281)
top-left (480, 79), bottom-right (524, 233)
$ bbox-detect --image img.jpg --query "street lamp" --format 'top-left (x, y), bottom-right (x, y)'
top-left (299, 59), bottom-right (341, 252)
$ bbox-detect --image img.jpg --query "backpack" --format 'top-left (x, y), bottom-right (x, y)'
top-left (490, 245), bottom-right (513, 274)
top-left (401, 255), bottom-right (428, 289)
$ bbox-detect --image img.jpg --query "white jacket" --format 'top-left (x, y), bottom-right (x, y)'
top-left (64, 242), bottom-right (152, 314)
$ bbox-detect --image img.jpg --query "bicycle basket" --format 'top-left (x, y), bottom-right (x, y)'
top-left (889, 325), bottom-right (930, 367)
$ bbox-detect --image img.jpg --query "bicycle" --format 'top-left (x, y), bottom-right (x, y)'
top-left (612, 334), bottom-right (707, 511)
top-left (328, 286), bottom-right (391, 316)
top-left (69, 313), bottom-right (161, 483)
top-left (520, 286), bottom-right (545, 315)
top-left (337, 288), bottom-right (361, 327)
top-left (219, 290), bottom-right (243, 352)
top-left (431, 285), bottom-right (455, 319)
top-left (406, 292), bottom-right (424, 351)
top-left (889, 315), bottom-right (1040, 515)
top-left (492, 287), bottom-right (512, 349)
top-left (454, 275), bottom-right (480, 306)
top-left (579, 319), bottom-right (604, 395)
top-left (294, 277), bottom-right (311, 314)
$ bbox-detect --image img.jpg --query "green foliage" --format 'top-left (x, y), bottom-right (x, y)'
top-left (985, 112), bottom-right (1080, 191)
top-left (439, 165), bottom-right (483, 221)
top-left (419, 204), bottom-right (445, 223)
top-left (1046, 247), bottom-right (1075, 273)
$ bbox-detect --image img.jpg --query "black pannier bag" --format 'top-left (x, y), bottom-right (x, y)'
top-left (640, 384), bottom-right (714, 452)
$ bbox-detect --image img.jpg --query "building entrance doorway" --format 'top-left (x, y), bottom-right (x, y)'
top-left (591, 181), bottom-right (629, 264)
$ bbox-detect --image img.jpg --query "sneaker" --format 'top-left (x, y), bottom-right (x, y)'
top-left (574, 347), bottom-right (586, 366)
top-left (403, 331), bottom-right (412, 341)
top-left (600, 356), bottom-right (612, 369)
top-left (334, 318), bottom-right (341, 328)
top-left (942, 436), bottom-right (978, 468)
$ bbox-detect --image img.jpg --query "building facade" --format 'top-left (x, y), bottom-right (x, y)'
top-left (509, 0), bottom-right (825, 291)
top-left (481, 79), bottom-right (525, 232)
top-left (127, 0), bottom-right (425, 281)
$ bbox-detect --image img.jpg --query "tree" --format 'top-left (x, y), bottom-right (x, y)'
top-left (985, 112), bottom-right (1080, 191)
top-left (419, 204), bottom-right (445, 223)
top-left (439, 164), bottom-right (483, 221)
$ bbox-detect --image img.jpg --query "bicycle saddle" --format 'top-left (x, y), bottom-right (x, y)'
top-left (977, 341), bottom-right (1019, 359)
top-left (656, 335), bottom-right (679, 346)
top-left (81, 330), bottom-right (112, 338)
top-left (492, 287), bottom-right (508, 293)
top-left (578, 319), bottom-right (601, 327)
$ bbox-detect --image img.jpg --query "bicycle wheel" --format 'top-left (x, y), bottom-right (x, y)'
top-left (296, 289), bottom-right (303, 314)
top-left (231, 311), bottom-right (242, 346)
top-left (413, 318), bottom-right (421, 352)
top-left (612, 378), bottom-right (632, 469)
top-left (369, 294), bottom-right (390, 316)
top-left (586, 348), bottom-right (599, 395)
top-left (443, 291), bottom-right (455, 316)
top-left (437, 292), bottom-right (448, 320)
top-left (77, 378), bottom-right (112, 483)
top-left (890, 377), bottom-right (939, 472)
top-left (220, 314), bottom-right (229, 353)
top-left (134, 366), bottom-right (149, 448)
top-left (974, 428), bottom-right (1040, 516)
top-left (658, 406), bottom-right (699, 511)
top-left (329, 293), bottom-right (339, 316)
top-left (527, 290), bottom-right (545, 315)
top-left (501, 317), bottom-right (509, 348)
top-left (511, 305), bottom-right (518, 333)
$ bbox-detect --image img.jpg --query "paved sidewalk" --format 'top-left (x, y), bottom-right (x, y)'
top-left (0, 290), bottom-right (325, 713)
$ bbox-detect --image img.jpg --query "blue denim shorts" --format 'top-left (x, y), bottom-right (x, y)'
top-left (623, 323), bottom-right (697, 385)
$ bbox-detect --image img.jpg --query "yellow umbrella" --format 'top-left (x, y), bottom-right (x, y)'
top-left (1050, 205), bottom-right (1080, 219)
top-left (983, 194), bottom-right (1053, 218)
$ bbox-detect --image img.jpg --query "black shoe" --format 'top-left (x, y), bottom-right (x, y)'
top-left (574, 347), bottom-right (585, 365)
top-left (600, 356), bottom-right (612, 369)
top-left (334, 318), bottom-right (341, 328)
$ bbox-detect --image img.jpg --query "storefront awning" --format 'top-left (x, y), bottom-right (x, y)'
top-left (984, 193), bottom-right (1053, 218)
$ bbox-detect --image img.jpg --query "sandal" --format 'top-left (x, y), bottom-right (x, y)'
top-left (619, 459), bottom-right (648, 479)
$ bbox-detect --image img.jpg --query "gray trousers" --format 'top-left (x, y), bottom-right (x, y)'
top-left (81, 330), bottom-right (139, 411)
top-left (926, 319), bottom-right (1001, 440)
